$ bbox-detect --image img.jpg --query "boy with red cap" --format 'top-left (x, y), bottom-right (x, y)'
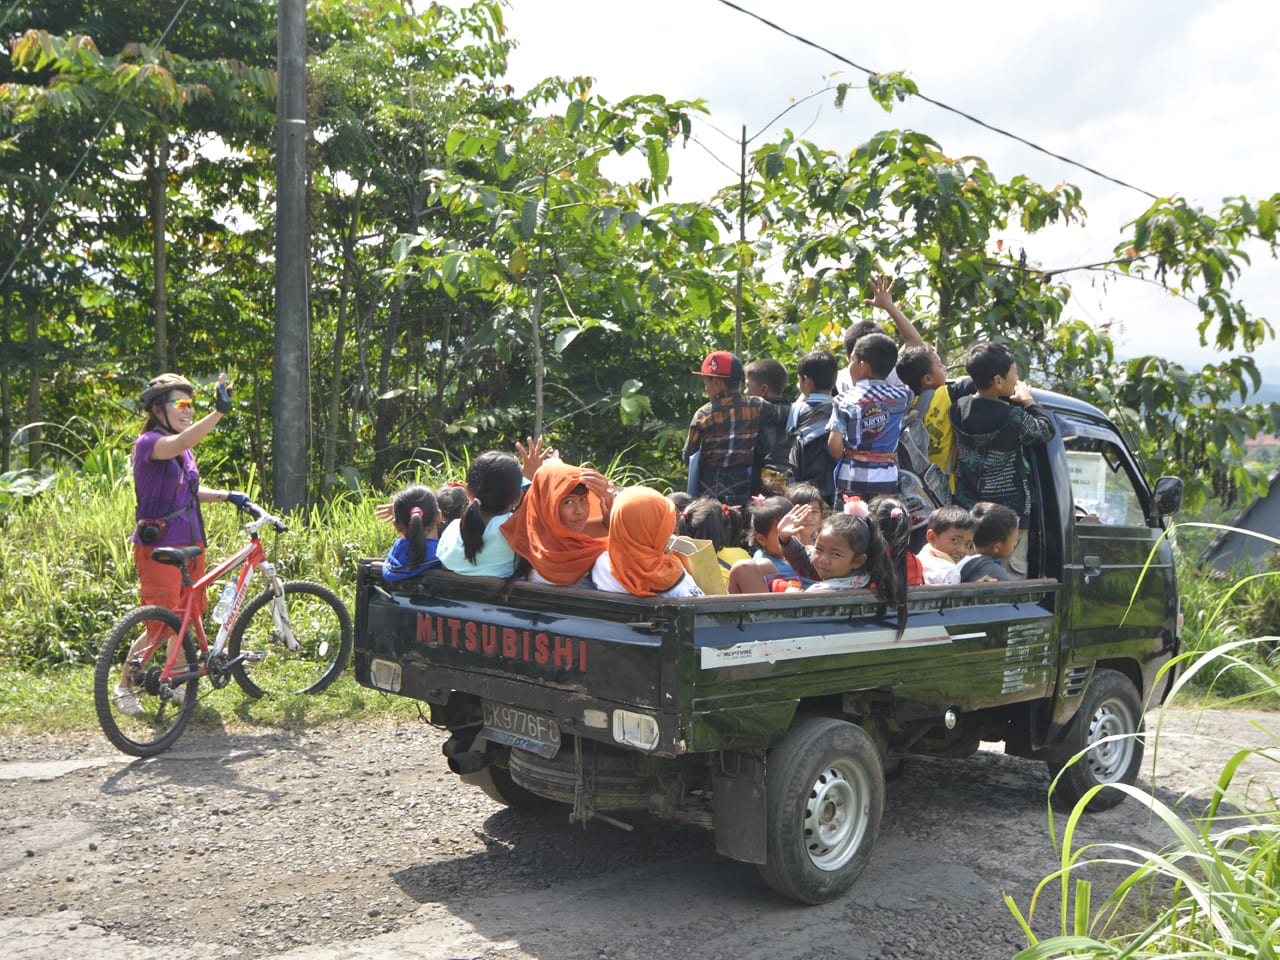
top-left (683, 350), bottom-right (788, 507)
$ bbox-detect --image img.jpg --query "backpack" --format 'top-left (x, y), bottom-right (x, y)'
top-left (897, 403), bottom-right (951, 528)
top-left (787, 398), bottom-right (836, 500)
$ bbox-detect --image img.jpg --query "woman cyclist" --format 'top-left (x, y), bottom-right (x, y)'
top-left (115, 372), bottom-right (245, 715)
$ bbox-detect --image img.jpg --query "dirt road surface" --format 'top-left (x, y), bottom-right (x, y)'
top-left (3, 706), bottom-right (1277, 960)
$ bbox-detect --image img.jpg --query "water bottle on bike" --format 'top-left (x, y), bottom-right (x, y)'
top-left (212, 583), bottom-right (237, 624)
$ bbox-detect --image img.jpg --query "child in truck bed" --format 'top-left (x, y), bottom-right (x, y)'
top-left (727, 505), bottom-right (899, 603)
top-left (867, 494), bottom-right (924, 588)
top-left (748, 495), bottom-right (809, 584)
top-left (916, 504), bottom-right (975, 585)
top-left (382, 484), bottom-right (442, 582)
top-left (593, 486), bottom-right (704, 598)
top-left (501, 459), bottom-right (614, 587)
top-left (677, 495), bottom-right (750, 589)
top-left (436, 451), bottom-right (525, 578)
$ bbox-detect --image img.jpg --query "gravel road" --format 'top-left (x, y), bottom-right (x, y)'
top-left (3, 706), bottom-right (1277, 960)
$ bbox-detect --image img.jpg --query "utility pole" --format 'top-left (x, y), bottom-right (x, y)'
top-left (274, 0), bottom-right (309, 512)
top-left (735, 124), bottom-right (746, 358)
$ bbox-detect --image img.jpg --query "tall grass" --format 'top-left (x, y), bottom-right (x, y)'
top-left (0, 440), bottom-right (681, 671)
top-left (0, 449), bottom-right (397, 668)
top-left (1007, 527), bottom-right (1280, 959)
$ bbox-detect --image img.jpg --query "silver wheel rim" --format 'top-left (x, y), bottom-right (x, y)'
top-left (1085, 699), bottom-right (1136, 783)
top-left (803, 758), bottom-right (871, 871)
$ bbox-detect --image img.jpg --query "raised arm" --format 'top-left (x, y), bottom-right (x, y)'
top-left (516, 435), bottom-right (559, 479)
top-left (152, 373), bottom-right (231, 460)
top-left (864, 276), bottom-right (923, 349)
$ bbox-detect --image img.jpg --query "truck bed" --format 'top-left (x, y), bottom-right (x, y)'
top-left (354, 560), bottom-right (1061, 756)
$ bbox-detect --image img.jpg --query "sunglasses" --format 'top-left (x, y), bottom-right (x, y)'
top-left (168, 398), bottom-right (193, 410)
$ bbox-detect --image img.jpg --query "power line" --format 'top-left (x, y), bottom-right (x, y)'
top-left (711, 0), bottom-right (1161, 201)
top-left (687, 133), bottom-right (741, 177)
top-left (0, 0), bottom-right (196, 290)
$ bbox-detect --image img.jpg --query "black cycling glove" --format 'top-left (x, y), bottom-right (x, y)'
top-left (215, 380), bottom-right (233, 414)
top-left (226, 491), bottom-right (251, 510)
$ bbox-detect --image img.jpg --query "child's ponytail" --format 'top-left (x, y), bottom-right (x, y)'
top-left (460, 497), bottom-right (486, 564)
top-left (865, 514), bottom-right (906, 642)
top-left (407, 506), bottom-right (426, 567)
top-left (459, 451), bottom-right (524, 564)
top-left (868, 496), bottom-right (910, 583)
top-left (682, 497), bottom-right (741, 552)
top-left (392, 484), bottom-right (439, 569)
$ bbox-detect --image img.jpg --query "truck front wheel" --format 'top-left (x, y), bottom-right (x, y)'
top-left (758, 717), bottom-right (883, 904)
top-left (1048, 668), bottom-right (1144, 811)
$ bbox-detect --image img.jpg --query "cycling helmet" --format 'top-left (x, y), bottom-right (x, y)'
top-left (140, 372), bottom-right (195, 408)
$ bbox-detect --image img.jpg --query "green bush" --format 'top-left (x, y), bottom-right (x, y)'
top-left (1175, 525), bottom-right (1280, 705)
top-left (1009, 531), bottom-right (1280, 959)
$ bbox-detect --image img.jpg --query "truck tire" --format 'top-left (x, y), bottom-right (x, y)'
top-left (1048, 668), bottom-right (1144, 812)
top-left (461, 763), bottom-right (553, 810)
top-left (758, 717), bottom-right (883, 904)
top-left (508, 743), bottom-right (652, 810)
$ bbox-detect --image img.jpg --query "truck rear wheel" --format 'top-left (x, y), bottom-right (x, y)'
top-left (1048, 668), bottom-right (1144, 811)
top-left (758, 717), bottom-right (883, 904)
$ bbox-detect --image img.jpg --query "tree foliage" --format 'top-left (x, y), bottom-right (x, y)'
top-left (0, 3), bottom-right (1275, 512)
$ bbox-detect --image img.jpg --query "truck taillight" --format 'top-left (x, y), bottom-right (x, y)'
top-left (369, 658), bottom-right (402, 693)
top-left (612, 710), bottom-right (660, 752)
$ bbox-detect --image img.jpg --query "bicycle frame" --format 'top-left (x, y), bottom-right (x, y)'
top-left (143, 517), bottom-right (287, 690)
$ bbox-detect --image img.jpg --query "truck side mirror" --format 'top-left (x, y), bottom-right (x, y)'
top-left (1151, 476), bottom-right (1183, 521)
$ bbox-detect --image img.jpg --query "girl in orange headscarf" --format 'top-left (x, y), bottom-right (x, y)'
top-left (592, 486), bottom-right (703, 598)
top-left (501, 460), bottom-right (614, 586)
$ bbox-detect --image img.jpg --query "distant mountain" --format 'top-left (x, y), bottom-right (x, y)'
top-left (1249, 365), bottom-right (1279, 405)
top-left (1254, 383), bottom-right (1280, 405)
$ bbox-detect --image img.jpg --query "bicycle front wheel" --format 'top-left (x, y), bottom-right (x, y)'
top-left (93, 606), bottom-right (199, 757)
top-left (227, 580), bottom-right (352, 698)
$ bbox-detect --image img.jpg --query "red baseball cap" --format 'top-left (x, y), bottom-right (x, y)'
top-left (694, 350), bottom-right (743, 380)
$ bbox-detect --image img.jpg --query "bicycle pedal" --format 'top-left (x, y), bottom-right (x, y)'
top-left (242, 651), bottom-right (268, 662)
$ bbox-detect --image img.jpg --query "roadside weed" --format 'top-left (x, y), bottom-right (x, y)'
top-left (1009, 634), bottom-right (1280, 958)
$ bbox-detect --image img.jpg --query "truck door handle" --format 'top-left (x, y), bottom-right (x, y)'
top-left (1083, 554), bottom-right (1102, 584)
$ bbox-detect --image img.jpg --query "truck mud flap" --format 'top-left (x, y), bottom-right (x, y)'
top-left (713, 773), bottom-right (767, 863)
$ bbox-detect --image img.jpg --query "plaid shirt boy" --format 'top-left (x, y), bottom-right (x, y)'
top-left (684, 390), bottom-right (786, 506)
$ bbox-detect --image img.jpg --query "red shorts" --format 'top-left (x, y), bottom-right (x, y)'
top-left (134, 543), bottom-right (208, 620)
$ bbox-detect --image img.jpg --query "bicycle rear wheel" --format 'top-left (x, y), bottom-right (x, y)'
top-left (227, 580), bottom-right (352, 698)
top-left (93, 606), bottom-right (199, 757)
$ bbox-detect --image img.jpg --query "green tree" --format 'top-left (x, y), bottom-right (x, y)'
top-left (0, 1), bottom-right (276, 472)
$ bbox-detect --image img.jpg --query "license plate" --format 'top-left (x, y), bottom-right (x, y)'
top-left (481, 700), bottom-right (561, 759)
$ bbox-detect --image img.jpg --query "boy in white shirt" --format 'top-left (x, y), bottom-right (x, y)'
top-left (916, 505), bottom-right (975, 585)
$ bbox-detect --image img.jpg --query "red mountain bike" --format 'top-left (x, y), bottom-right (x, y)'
top-left (93, 498), bottom-right (352, 757)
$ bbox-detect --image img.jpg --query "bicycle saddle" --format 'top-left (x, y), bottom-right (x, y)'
top-left (151, 546), bottom-right (206, 567)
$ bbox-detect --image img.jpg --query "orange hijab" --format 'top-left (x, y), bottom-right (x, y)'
top-left (605, 487), bottom-right (686, 597)
top-left (501, 460), bottom-right (606, 585)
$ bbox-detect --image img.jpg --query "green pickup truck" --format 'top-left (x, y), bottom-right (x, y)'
top-left (353, 389), bottom-right (1184, 904)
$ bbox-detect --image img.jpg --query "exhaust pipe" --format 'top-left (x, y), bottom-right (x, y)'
top-left (447, 750), bottom-right (496, 775)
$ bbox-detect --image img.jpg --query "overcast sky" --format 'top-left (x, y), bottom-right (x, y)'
top-left (499, 0), bottom-right (1279, 372)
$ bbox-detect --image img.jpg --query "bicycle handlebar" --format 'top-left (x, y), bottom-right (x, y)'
top-left (235, 499), bottom-right (289, 534)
